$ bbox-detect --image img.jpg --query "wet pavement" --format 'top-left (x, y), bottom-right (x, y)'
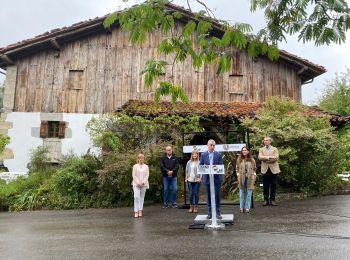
top-left (0, 195), bottom-right (350, 260)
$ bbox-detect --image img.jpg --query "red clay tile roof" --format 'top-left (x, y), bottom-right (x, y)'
top-left (118, 100), bottom-right (349, 126)
top-left (0, 2), bottom-right (326, 79)
top-left (117, 100), bottom-right (261, 120)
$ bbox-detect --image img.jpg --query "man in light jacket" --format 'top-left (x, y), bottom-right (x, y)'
top-left (258, 137), bottom-right (281, 206)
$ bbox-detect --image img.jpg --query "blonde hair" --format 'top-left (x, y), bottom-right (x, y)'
top-left (190, 150), bottom-right (200, 161)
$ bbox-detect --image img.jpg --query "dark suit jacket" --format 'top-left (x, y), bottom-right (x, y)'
top-left (199, 151), bottom-right (224, 184)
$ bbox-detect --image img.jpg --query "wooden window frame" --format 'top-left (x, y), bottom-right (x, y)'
top-left (40, 121), bottom-right (66, 139)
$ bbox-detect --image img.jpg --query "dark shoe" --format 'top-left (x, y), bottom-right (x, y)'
top-left (270, 201), bottom-right (277, 206)
top-left (206, 215), bottom-right (212, 219)
top-left (162, 205), bottom-right (169, 209)
top-left (262, 201), bottom-right (269, 206)
top-left (217, 215), bottom-right (222, 219)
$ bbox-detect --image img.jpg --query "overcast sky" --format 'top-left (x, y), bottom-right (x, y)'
top-left (0, 0), bottom-right (349, 105)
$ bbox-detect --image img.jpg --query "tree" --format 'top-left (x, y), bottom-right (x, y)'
top-left (104, 0), bottom-right (350, 102)
top-left (242, 97), bottom-right (345, 193)
top-left (318, 68), bottom-right (350, 171)
top-left (251, 0), bottom-right (350, 46)
top-left (318, 68), bottom-right (350, 115)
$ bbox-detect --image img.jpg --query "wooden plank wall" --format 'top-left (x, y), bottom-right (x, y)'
top-left (14, 26), bottom-right (302, 113)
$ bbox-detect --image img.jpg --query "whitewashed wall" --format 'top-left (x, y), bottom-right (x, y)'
top-left (4, 112), bottom-right (99, 172)
top-left (62, 113), bottom-right (100, 156)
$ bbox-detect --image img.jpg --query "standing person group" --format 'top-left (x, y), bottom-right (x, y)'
top-left (131, 136), bottom-right (280, 218)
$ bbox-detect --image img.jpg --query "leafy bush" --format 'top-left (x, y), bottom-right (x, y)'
top-left (50, 154), bottom-right (101, 209)
top-left (0, 134), bottom-right (10, 153)
top-left (87, 113), bottom-right (198, 206)
top-left (242, 97), bottom-right (345, 194)
top-left (337, 125), bottom-right (350, 171)
top-left (28, 146), bottom-right (52, 173)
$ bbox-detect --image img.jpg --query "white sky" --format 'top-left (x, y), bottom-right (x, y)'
top-left (0, 0), bottom-right (349, 105)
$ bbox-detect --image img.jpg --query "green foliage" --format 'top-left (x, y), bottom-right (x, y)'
top-left (86, 113), bottom-right (201, 206)
top-left (87, 113), bottom-right (203, 152)
top-left (141, 59), bottom-right (168, 87)
top-left (251, 0), bottom-right (350, 45)
top-left (242, 96), bottom-right (345, 193)
top-left (0, 134), bottom-right (10, 154)
top-left (155, 82), bottom-right (189, 103)
top-left (318, 68), bottom-right (350, 115)
top-left (50, 155), bottom-right (101, 209)
top-left (28, 146), bottom-right (51, 173)
top-left (337, 125), bottom-right (350, 171)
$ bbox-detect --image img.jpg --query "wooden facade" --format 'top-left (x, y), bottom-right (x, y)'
top-left (1, 5), bottom-right (325, 114)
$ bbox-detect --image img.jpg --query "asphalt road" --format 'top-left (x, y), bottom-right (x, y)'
top-left (1, 195), bottom-right (350, 260)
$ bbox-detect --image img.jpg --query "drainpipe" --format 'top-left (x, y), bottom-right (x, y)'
top-left (302, 78), bottom-right (314, 85)
top-left (297, 66), bottom-right (314, 85)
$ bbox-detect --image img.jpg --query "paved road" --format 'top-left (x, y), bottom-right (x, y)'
top-left (1, 195), bottom-right (350, 260)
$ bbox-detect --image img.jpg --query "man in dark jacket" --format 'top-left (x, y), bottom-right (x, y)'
top-left (199, 139), bottom-right (223, 219)
top-left (160, 145), bottom-right (179, 208)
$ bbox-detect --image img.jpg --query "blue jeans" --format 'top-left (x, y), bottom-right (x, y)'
top-left (205, 182), bottom-right (221, 216)
top-left (188, 182), bottom-right (200, 207)
top-left (163, 176), bottom-right (178, 206)
top-left (239, 188), bottom-right (253, 209)
top-left (240, 177), bottom-right (252, 209)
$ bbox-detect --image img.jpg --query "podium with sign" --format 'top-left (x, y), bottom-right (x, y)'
top-left (194, 164), bottom-right (234, 230)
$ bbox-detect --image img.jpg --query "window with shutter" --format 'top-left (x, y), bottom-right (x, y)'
top-left (40, 121), bottom-right (49, 138)
top-left (58, 122), bottom-right (66, 139)
top-left (40, 121), bottom-right (66, 139)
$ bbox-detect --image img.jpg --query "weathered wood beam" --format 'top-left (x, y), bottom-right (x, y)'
top-left (0, 54), bottom-right (14, 65)
top-left (4, 23), bottom-right (102, 56)
top-left (50, 38), bottom-right (61, 50)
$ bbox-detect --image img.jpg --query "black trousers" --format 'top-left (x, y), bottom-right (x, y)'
top-left (263, 168), bottom-right (278, 201)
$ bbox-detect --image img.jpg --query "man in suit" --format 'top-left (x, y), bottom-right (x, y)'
top-left (160, 145), bottom-right (179, 208)
top-left (258, 137), bottom-right (281, 206)
top-left (200, 139), bottom-right (224, 219)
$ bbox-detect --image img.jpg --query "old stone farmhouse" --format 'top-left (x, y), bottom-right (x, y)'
top-left (0, 3), bottom-right (328, 172)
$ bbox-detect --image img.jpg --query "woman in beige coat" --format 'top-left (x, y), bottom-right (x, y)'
top-left (236, 146), bottom-right (256, 213)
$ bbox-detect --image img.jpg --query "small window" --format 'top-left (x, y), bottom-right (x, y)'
top-left (68, 69), bottom-right (84, 90)
top-left (40, 121), bottom-right (66, 139)
top-left (48, 121), bottom-right (60, 138)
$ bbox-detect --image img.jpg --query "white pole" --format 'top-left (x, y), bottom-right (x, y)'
top-left (209, 167), bottom-right (217, 227)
